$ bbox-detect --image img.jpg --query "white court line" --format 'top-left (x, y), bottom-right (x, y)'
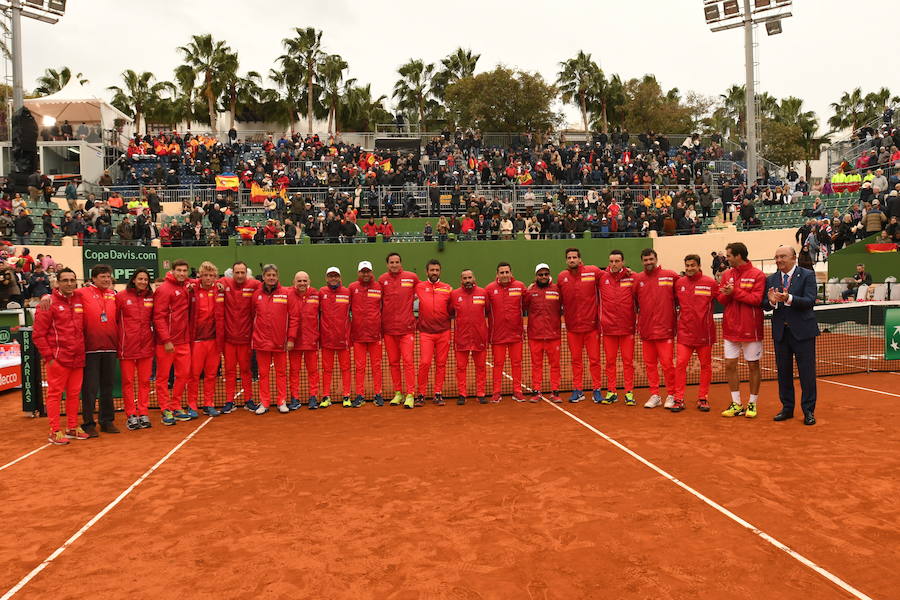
top-left (819, 378), bottom-right (900, 398)
top-left (486, 359), bottom-right (875, 600)
top-left (0, 417), bottom-right (213, 600)
top-left (0, 444), bottom-right (50, 473)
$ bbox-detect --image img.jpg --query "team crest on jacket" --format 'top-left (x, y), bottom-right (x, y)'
top-left (175, 290), bottom-right (181, 296)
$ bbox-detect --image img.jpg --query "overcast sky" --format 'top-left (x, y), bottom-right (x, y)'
top-left (17, 0), bottom-right (894, 132)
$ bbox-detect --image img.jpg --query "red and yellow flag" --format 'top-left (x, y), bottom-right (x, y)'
top-left (215, 175), bottom-right (239, 191)
top-left (250, 182), bottom-right (288, 204)
top-left (866, 243), bottom-right (897, 253)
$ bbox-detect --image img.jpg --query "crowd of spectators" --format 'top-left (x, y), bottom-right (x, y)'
top-left (0, 247), bottom-right (62, 309)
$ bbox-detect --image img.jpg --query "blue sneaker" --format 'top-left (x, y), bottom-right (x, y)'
top-left (569, 390), bottom-right (584, 403)
top-left (592, 389), bottom-right (603, 404)
top-left (373, 393), bottom-right (384, 407)
top-left (202, 406), bottom-right (220, 417)
top-left (287, 397), bottom-right (301, 411)
top-left (307, 396), bottom-right (318, 410)
top-left (244, 400), bottom-right (260, 412)
top-left (352, 394), bottom-right (365, 408)
top-left (173, 410), bottom-right (192, 421)
top-left (221, 401), bottom-right (236, 414)
top-left (185, 407), bottom-right (200, 420)
top-left (161, 409), bottom-right (176, 426)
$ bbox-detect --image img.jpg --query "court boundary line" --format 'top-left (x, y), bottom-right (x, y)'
top-left (0, 444), bottom-right (50, 473)
top-left (0, 417), bottom-right (214, 600)
top-left (819, 378), bottom-right (900, 398)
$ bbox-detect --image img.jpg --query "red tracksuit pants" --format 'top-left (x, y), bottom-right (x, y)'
top-left (674, 343), bottom-right (712, 400)
top-left (121, 357), bottom-right (152, 416)
top-left (256, 350), bottom-right (287, 407)
top-left (384, 333), bottom-right (415, 394)
top-left (156, 343), bottom-right (191, 411)
top-left (223, 343), bottom-right (253, 404)
top-left (642, 339), bottom-right (676, 396)
top-left (417, 331), bottom-right (450, 395)
top-left (567, 330), bottom-right (602, 390)
top-left (455, 350), bottom-right (486, 398)
top-left (322, 348), bottom-right (351, 398)
top-left (603, 334), bottom-right (635, 393)
top-left (46, 361), bottom-right (82, 432)
top-left (492, 342), bottom-right (523, 396)
top-left (289, 349), bottom-right (319, 399)
top-left (529, 338), bottom-right (561, 393)
top-left (353, 341), bottom-right (383, 396)
top-left (189, 339), bottom-right (219, 409)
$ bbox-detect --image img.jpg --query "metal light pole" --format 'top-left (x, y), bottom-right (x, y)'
top-left (2, 0), bottom-right (65, 109)
top-left (742, 0), bottom-right (757, 185)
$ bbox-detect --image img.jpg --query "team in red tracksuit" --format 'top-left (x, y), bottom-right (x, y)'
top-left (250, 279), bottom-right (298, 409)
top-left (523, 275), bottom-right (561, 398)
top-left (349, 273), bottom-right (383, 399)
top-left (188, 275), bottom-right (225, 411)
top-left (633, 262), bottom-right (678, 401)
top-left (116, 284), bottom-right (154, 418)
top-left (485, 274), bottom-right (527, 400)
top-left (674, 268), bottom-right (718, 405)
top-left (319, 282), bottom-right (352, 400)
top-left (557, 260), bottom-right (603, 394)
top-left (76, 281), bottom-right (119, 429)
top-left (378, 263), bottom-right (420, 397)
top-left (450, 282), bottom-right (489, 400)
top-left (34, 286), bottom-right (85, 437)
top-left (416, 275), bottom-right (453, 401)
top-left (153, 270), bottom-right (192, 413)
top-left (289, 277), bottom-right (320, 402)
top-left (599, 265), bottom-right (636, 397)
top-left (219, 268), bottom-right (261, 406)
top-left (717, 261), bottom-right (766, 344)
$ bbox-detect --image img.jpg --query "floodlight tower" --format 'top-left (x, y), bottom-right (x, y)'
top-left (0, 0), bottom-right (67, 110)
top-left (703, 0), bottom-right (792, 184)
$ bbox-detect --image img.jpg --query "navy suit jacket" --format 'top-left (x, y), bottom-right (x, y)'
top-left (762, 267), bottom-right (819, 342)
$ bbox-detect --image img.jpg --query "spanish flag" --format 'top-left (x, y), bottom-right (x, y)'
top-left (866, 243), bottom-right (897, 253)
top-left (366, 153), bottom-right (377, 166)
top-left (215, 174), bottom-right (239, 191)
top-left (379, 158), bottom-right (391, 171)
top-left (250, 182), bottom-right (288, 205)
top-left (517, 171), bottom-right (533, 185)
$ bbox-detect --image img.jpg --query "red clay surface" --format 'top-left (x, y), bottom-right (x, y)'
top-left (0, 372), bottom-right (898, 599)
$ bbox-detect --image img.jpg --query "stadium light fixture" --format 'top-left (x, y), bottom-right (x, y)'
top-left (765, 19), bottom-right (782, 35)
top-left (0, 0), bottom-right (66, 110)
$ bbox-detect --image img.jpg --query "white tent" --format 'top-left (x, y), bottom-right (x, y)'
top-left (24, 80), bottom-right (133, 132)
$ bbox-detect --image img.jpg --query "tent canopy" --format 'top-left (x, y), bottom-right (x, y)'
top-left (24, 80), bottom-right (133, 129)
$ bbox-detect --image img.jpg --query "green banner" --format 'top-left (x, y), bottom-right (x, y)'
top-left (887, 308), bottom-right (900, 361)
top-left (83, 245), bottom-right (158, 284)
top-left (19, 327), bottom-right (43, 414)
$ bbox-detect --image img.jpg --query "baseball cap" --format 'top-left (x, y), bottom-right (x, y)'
top-left (357, 260), bottom-right (373, 271)
top-left (326, 266), bottom-right (341, 275)
top-left (535, 263), bottom-right (550, 274)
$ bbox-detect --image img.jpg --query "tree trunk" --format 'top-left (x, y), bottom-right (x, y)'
top-left (601, 102), bottom-right (609, 134)
top-left (328, 102), bottom-right (334, 134)
top-left (307, 67), bottom-right (314, 135)
top-left (135, 110), bottom-right (143, 135)
top-left (805, 160), bottom-right (812, 182)
top-left (229, 90), bottom-right (236, 129)
top-left (206, 73), bottom-right (217, 133)
top-left (580, 92), bottom-right (588, 134)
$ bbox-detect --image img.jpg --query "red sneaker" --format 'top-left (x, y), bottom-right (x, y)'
top-left (490, 394), bottom-right (502, 404)
top-left (65, 427), bottom-right (90, 440)
top-left (670, 398), bottom-right (686, 413)
top-left (697, 398), bottom-right (711, 412)
top-left (48, 430), bottom-right (69, 445)
top-left (550, 393), bottom-right (563, 404)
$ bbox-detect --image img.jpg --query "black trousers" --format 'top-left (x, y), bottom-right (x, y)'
top-left (81, 352), bottom-right (117, 426)
top-left (774, 329), bottom-right (817, 415)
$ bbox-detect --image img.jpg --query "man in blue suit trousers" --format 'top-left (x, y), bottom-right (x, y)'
top-left (762, 246), bottom-right (819, 425)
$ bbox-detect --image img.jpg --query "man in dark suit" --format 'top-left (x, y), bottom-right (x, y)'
top-left (762, 246), bottom-right (819, 425)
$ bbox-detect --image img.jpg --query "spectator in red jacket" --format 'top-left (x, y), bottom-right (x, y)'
top-left (633, 248), bottom-right (678, 409)
top-left (416, 259), bottom-right (453, 405)
top-left (673, 254), bottom-right (718, 413)
top-left (188, 261), bottom-right (225, 418)
top-left (154, 260), bottom-right (194, 425)
top-left (557, 247), bottom-right (603, 402)
top-left (349, 261), bottom-right (383, 406)
top-left (598, 250), bottom-right (637, 405)
top-left (77, 263), bottom-right (120, 436)
top-left (319, 266), bottom-right (352, 406)
top-left (116, 269), bottom-right (155, 430)
top-left (362, 218), bottom-right (379, 242)
top-left (460, 215), bottom-right (475, 236)
top-left (379, 216), bottom-right (394, 243)
top-left (717, 242), bottom-right (765, 419)
top-left (378, 252), bottom-right (419, 408)
top-left (450, 269), bottom-right (488, 404)
top-left (250, 264), bottom-right (298, 413)
top-left (218, 261), bottom-right (261, 413)
top-left (486, 262), bottom-right (527, 402)
top-left (524, 263), bottom-right (561, 402)
top-left (33, 267), bottom-right (87, 445)
top-left (288, 271), bottom-right (321, 409)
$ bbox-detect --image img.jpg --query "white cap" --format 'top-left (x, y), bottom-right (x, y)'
top-left (357, 260), bottom-right (373, 271)
top-left (535, 263), bottom-right (550, 274)
top-left (326, 266), bottom-right (341, 275)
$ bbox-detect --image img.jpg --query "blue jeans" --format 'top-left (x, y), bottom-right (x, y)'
top-left (16, 235), bottom-right (30, 245)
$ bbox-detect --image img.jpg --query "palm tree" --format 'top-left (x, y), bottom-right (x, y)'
top-left (720, 84), bottom-right (746, 137)
top-left (108, 70), bottom-right (168, 135)
top-left (34, 66), bottom-right (88, 96)
top-left (863, 87), bottom-right (900, 123)
top-left (338, 82), bottom-right (390, 131)
top-left (432, 47), bottom-right (480, 100)
top-left (171, 64), bottom-right (196, 129)
top-left (393, 59), bottom-right (435, 126)
top-left (280, 27), bottom-right (324, 135)
top-left (588, 73), bottom-right (626, 133)
top-left (218, 52), bottom-right (262, 130)
top-left (319, 54), bottom-right (348, 133)
top-left (557, 51), bottom-right (602, 134)
top-left (828, 88), bottom-right (865, 133)
top-left (177, 34), bottom-right (233, 132)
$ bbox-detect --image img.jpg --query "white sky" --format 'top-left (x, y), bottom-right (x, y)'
top-left (17, 0), bottom-right (893, 132)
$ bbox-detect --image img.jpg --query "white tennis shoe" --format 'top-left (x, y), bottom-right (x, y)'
top-left (644, 394), bottom-right (662, 408)
top-left (664, 395), bottom-right (676, 409)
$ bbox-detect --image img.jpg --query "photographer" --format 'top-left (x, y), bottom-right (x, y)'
top-left (0, 265), bottom-right (22, 308)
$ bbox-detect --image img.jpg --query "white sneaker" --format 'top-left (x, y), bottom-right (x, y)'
top-left (277, 402), bottom-right (289, 413)
top-left (254, 404), bottom-right (268, 415)
top-left (644, 394), bottom-right (662, 408)
top-left (664, 395), bottom-right (675, 409)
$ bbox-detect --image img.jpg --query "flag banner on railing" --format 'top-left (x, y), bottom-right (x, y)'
top-left (250, 182), bottom-right (288, 204)
top-left (215, 174), bottom-right (239, 191)
top-left (887, 308), bottom-right (900, 360)
top-left (866, 243), bottom-right (898, 253)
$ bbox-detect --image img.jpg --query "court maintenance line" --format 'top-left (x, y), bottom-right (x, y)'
top-left (0, 417), bottom-right (214, 600)
top-left (819, 378), bottom-right (900, 398)
top-left (486, 360), bottom-right (875, 600)
top-left (0, 444), bottom-right (50, 473)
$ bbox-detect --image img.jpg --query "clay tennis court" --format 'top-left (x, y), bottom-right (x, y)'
top-left (1, 370), bottom-right (898, 600)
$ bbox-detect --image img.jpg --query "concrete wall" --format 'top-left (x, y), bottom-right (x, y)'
top-left (653, 227), bottom-right (799, 274)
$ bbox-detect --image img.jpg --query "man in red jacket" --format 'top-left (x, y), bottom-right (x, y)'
top-left (524, 263), bottom-right (561, 403)
top-left (33, 268), bottom-right (88, 445)
top-left (673, 254), bottom-right (718, 413)
top-left (154, 260), bottom-right (194, 425)
top-left (188, 261), bottom-right (225, 418)
top-left (451, 270), bottom-right (489, 404)
top-left (416, 259), bottom-right (453, 406)
top-left (250, 264), bottom-right (298, 414)
top-left (486, 262), bottom-right (527, 402)
top-left (598, 250), bottom-right (637, 405)
top-left (218, 261), bottom-right (261, 414)
top-left (557, 247), bottom-right (602, 402)
top-left (378, 252), bottom-right (419, 409)
top-left (633, 248), bottom-right (677, 409)
top-left (717, 242), bottom-right (766, 419)
top-left (75, 264), bottom-right (119, 436)
top-left (350, 261), bottom-right (383, 407)
top-left (288, 271), bottom-right (321, 409)
top-left (319, 266), bottom-right (353, 407)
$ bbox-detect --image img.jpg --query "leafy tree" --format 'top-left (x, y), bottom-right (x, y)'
top-left (587, 72), bottom-right (626, 133)
top-left (393, 59), bottom-right (438, 126)
top-left (319, 54), bottom-right (348, 133)
top-left (557, 51), bottom-right (602, 134)
top-left (177, 34), bottom-right (233, 132)
top-left (432, 48), bottom-right (480, 101)
top-left (338, 83), bottom-right (391, 131)
top-left (217, 52), bottom-right (262, 129)
top-left (620, 75), bottom-right (692, 133)
top-left (34, 66), bottom-right (88, 96)
top-left (280, 27), bottom-right (325, 134)
top-left (108, 70), bottom-right (168, 134)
